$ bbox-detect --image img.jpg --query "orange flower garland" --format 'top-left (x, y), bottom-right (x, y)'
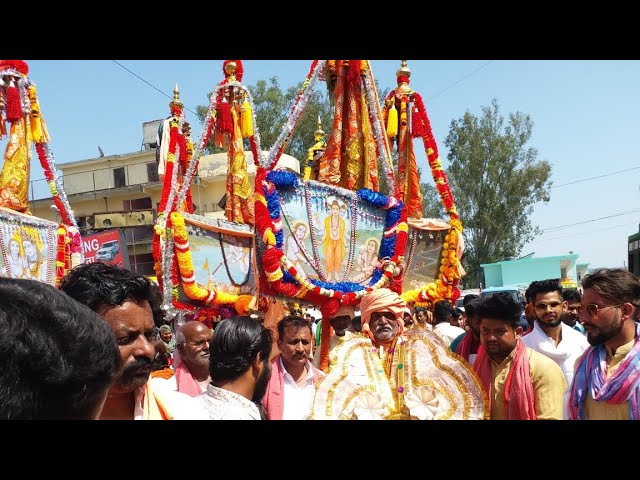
top-left (170, 211), bottom-right (238, 307)
top-left (401, 92), bottom-right (463, 308)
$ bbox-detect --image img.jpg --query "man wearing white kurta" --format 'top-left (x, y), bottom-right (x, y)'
top-left (522, 279), bottom-right (589, 419)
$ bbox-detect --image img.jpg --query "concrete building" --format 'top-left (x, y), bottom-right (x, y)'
top-left (29, 121), bottom-right (300, 275)
top-left (481, 253), bottom-right (590, 290)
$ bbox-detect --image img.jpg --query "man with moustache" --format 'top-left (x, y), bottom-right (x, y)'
top-left (522, 279), bottom-right (589, 418)
top-left (263, 316), bottom-right (324, 420)
top-left (312, 288), bottom-right (487, 420)
top-left (59, 262), bottom-right (168, 419)
top-left (195, 316), bottom-right (273, 420)
top-left (569, 269), bottom-right (640, 420)
top-left (474, 293), bottom-right (566, 419)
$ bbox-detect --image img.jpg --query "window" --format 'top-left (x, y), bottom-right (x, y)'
top-left (123, 197), bottom-right (152, 210)
top-left (147, 162), bottom-right (159, 182)
top-left (113, 167), bottom-right (126, 188)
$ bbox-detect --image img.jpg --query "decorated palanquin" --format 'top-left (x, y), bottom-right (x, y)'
top-left (254, 60), bottom-right (465, 367)
top-left (382, 61), bottom-right (465, 310)
top-left (0, 60), bottom-right (82, 286)
top-left (152, 61), bottom-right (259, 325)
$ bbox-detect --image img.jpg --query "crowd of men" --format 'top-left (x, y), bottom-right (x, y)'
top-left (1, 261), bottom-right (639, 420)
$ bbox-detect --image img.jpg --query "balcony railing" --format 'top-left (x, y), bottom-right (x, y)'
top-left (29, 161), bottom-right (160, 202)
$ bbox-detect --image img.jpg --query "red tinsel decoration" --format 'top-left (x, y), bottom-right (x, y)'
top-left (249, 136), bottom-right (260, 167)
top-left (5, 85), bottom-right (22, 122)
top-left (0, 60), bottom-right (29, 75)
top-left (152, 233), bottom-right (162, 282)
top-left (158, 120), bottom-right (179, 213)
top-left (411, 105), bottom-right (425, 138)
top-left (35, 144), bottom-right (72, 225)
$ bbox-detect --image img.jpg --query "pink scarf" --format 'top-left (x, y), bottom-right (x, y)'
top-left (173, 352), bottom-right (203, 397)
top-left (262, 355), bottom-right (325, 420)
top-left (474, 339), bottom-right (536, 420)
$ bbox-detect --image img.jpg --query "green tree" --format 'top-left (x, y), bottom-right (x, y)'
top-left (196, 77), bottom-right (333, 167)
top-left (443, 99), bottom-right (552, 288)
top-left (419, 179), bottom-right (443, 219)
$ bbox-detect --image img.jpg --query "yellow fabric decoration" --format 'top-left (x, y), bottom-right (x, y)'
top-left (387, 104), bottom-right (398, 138)
top-left (400, 100), bottom-right (408, 126)
top-left (240, 100), bottom-right (253, 138)
top-left (28, 85), bottom-right (50, 143)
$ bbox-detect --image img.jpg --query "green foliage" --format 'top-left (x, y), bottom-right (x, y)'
top-left (419, 178), bottom-right (444, 219)
top-left (443, 99), bottom-right (552, 287)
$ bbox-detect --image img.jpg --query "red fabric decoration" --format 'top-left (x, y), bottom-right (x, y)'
top-left (348, 60), bottom-right (362, 84)
top-left (5, 85), bottom-right (22, 122)
top-left (216, 101), bottom-right (232, 134)
top-left (319, 299), bottom-right (339, 371)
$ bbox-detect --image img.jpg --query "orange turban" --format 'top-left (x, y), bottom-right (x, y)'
top-left (359, 288), bottom-right (406, 340)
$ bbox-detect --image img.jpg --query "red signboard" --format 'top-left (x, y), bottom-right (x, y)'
top-left (82, 229), bottom-right (130, 269)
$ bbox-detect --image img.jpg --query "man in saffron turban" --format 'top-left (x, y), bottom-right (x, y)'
top-left (312, 288), bottom-right (487, 420)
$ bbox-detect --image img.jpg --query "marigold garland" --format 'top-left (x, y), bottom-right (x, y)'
top-left (170, 211), bottom-right (238, 307)
top-left (401, 91), bottom-right (463, 308)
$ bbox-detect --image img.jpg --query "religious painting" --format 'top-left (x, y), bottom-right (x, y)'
top-left (0, 215), bottom-right (57, 286)
top-left (177, 213), bottom-right (255, 307)
top-left (277, 182), bottom-right (387, 286)
top-left (403, 223), bottom-right (450, 291)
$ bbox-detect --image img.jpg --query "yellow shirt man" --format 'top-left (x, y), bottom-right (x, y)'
top-left (489, 347), bottom-right (566, 420)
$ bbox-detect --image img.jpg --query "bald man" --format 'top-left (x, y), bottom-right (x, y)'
top-left (151, 321), bottom-right (213, 397)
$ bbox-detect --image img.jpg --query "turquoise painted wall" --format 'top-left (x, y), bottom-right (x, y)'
top-left (482, 256), bottom-right (580, 287)
top-left (502, 258), bottom-right (561, 286)
top-left (483, 265), bottom-right (503, 288)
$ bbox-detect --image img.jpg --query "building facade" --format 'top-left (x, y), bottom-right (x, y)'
top-left (481, 253), bottom-right (590, 290)
top-left (30, 135), bottom-right (299, 275)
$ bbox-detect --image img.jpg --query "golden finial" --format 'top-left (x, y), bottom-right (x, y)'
top-left (315, 115), bottom-right (325, 138)
top-left (396, 60), bottom-right (411, 79)
top-left (224, 61), bottom-right (237, 81)
top-left (170, 82), bottom-right (183, 109)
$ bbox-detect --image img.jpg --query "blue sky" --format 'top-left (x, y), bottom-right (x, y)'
top-left (6, 60), bottom-right (640, 270)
